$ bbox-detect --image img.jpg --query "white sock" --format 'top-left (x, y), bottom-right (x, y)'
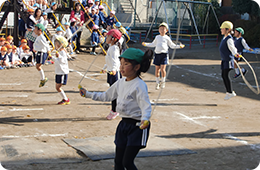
top-left (235, 68), bottom-right (239, 74)
top-left (156, 77), bottom-right (160, 84)
top-left (59, 89), bottom-right (68, 100)
top-left (162, 77), bottom-right (166, 82)
top-left (241, 68), bottom-right (245, 72)
top-left (69, 45), bottom-right (73, 53)
top-left (39, 69), bottom-right (45, 80)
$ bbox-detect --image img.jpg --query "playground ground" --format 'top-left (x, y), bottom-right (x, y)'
top-left (0, 44), bottom-right (260, 170)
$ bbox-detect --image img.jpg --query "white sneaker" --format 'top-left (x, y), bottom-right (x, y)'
top-left (155, 83), bottom-right (160, 90)
top-left (224, 91), bottom-right (236, 100)
top-left (106, 110), bottom-right (119, 120)
top-left (161, 82), bottom-right (165, 89)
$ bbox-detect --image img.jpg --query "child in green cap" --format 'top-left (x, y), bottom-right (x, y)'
top-left (233, 27), bottom-right (253, 78)
top-left (79, 48), bottom-right (153, 170)
top-left (33, 23), bottom-right (51, 87)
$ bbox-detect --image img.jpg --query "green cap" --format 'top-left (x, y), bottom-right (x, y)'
top-left (120, 48), bottom-right (144, 63)
top-left (35, 23), bottom-right (45, 31)
top-left (235, 27), bottom-right (244, 35)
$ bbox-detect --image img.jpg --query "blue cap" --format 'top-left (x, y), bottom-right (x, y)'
top-left (95, 0), bottom-right (100, 2)
top-left (115, 22), bottom-right (121, 27)
top-left (56, 26), bottom-right (62, 32)
top-left (51, 2), bottom-right (56, 6)
top-left (102, 29), bottom-right (108, 33)
top-left (33, 3), bottom-right (39, 7)
top-left (42, 12), bottom-right (47, 15)
top-left (125, 26), bottom-right (130, 30)
top-left (64, 22), bottom-right (70, 26)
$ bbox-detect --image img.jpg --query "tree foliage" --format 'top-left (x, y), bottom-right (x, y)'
top-left (232, 0), bottom-right (260, 21)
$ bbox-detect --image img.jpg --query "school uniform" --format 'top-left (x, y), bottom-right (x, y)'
top-left (144, 35), bottom-right (181, 66)
top-left (45, 7), bottom-right (58, 26)
top-left (88, 13), bottom-right (99, 28)
top-left (86, 77), bottom-right (151, 148)
top-left (20, 52), bottom-right (33, 63)
top-left (53, 50), bottom-right (69, 85)
top-left (98, 11), bottom-right (106, 28)
top-left (33, 34), bottom-right (50, 64)
top-left (106, 16), bottom-right (116, 27)
top-left (233, 37), bottom-right (251, 61)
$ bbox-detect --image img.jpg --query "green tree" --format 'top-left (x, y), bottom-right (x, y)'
top-left (232, 0), bottom-right (260, 21)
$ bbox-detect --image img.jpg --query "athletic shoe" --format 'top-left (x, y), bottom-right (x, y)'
top-left (242, 69), bottom-right (248, 76)
top-left (90, 52), bottom-right (97, 55)
top-left (39, 77), bottom-right (48, 87)
top-left (75, 50), bottom-right (80, 54)
top-left (57, 99), bottom-right (70, 105)
top-left (224, 91), bottom-right (236, 100)
top-left (234, 73), bottom-right (241, 78)
top-left (70, 52), bottom-right (75, 55)
top-left (106, 110), bottom-right (119, 120)
top-left (155, 83), bottom-right (160, 90)
top-left (161, 82), bottom-right (165, 89)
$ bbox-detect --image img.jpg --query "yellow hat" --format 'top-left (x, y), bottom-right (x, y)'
top-left (119, 27), bottom-right (126, 34)
top-left (21, 39), bottom-right (27, 43)
top-left (22, 45), bottom-right (30, 50)
top-left (220, 21), bottom-right (233, 29)
top-left (6, 44), bottom-right (12, 49)
top-left (1, 46), bottom-right (7, 51)
top-left (6, 35), bottom-right (13, 40)
top-left (56, 36), bottom-right (68, 47)
top-left (12, 45), bottom-right (17, 49)
top-left (0, 37), bottom-right (5, 41)
top-left (159, 22), bottom-right (168, 30)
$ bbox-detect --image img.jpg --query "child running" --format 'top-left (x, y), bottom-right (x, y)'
top-left (219, 21), bottom-right (241, 100)
top-left (233, 27), bottom-right (253, 78)
top-left (33, 23), bottom-right (50, 87)
top-left (53, 36), bottom-right (70, 105)
top-left (142, 22), bottom-right (184, 90)
top-left (79, 48), bottom-right (153, 170)
top-left (102, 29), bottom-right (122, 120)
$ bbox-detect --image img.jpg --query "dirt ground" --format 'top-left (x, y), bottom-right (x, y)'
top-left (0, 43), bottom-right (260, 170)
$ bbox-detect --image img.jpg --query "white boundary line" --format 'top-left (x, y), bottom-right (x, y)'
top-left (2, 133), bottom-right (67, 138)
top-left (70, 69), bottom-right (99, 81)
top-left (0, 83), bottom-right (22, 85)
top-left (0, 95), bottom-right (28, 98)
top-left (9, 108), bottom-right (44, 111)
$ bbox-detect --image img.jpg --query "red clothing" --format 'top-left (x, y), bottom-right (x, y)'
top-left (70, 10), bottom-right (85, 23)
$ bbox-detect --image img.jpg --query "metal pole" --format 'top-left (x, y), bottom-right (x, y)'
top-left (188, 2), bottom-right (201, 44)
top-left (202, 5), bottom-right (210, 34)
top-left (210, 4), bottom-right (220, 28)
top-left (163, 0), bottom-right (172, 40)
top-left (14, 0), bottom-right (19, 46)
top-left (134, 0), bottom-right (137, 28)
top-left (144, 0), bottom-right (163, 42)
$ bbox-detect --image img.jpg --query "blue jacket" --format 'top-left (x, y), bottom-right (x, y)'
top-left (70, 26), bottom-right (78, 41)
top-left (91, 31), bottom-right (100, 44)
top-left (98, 11), bottom-right (105, 23)
top-left (106, 16), bottom-right (116, 26)
top-left (89, 14), bottom-right (99, 27)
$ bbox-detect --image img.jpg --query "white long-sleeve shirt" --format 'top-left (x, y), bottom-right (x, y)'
top-left (144, 35), bottom-right (181, 54)
top-left (103, 45), bottom-right (120, 71)
top-left (227, 38), bottom-right (238, 56)
top-left (53, 50), bottom-right (69, 75)
top-left (33, 34), bottom-right (50, 53)
top-left (64, 28), bottom-right (73, 40)
top-left (87, 77), bottom-right (152, 121)
top-left (234, 37), bottom-right (251, 50)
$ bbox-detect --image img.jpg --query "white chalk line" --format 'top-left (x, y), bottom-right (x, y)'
top-left (0, 95), bottom-right (28, 98)
top-left (2, 133), bottom-right (67, 138)
top-left (0, 83), bottom-right (22, 85)
top-left (173, 65), bottom-right (260, 88)
top-left (151, 98), bottom-right (178, 102)
top-left (70, 69), bottom-right (99, 81)
top-left (173, 111), bottom-right (207, 127)
top-left (191, 116), bottom-right (221, 120)
top-left (0, 110), bottom-right (3, 112)
top-left (9, 108), bottom-right (44, 111)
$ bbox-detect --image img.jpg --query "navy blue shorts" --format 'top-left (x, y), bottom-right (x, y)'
top-left (55, 74), bottom-right (68, 85)
top-left (107, 71), bottom-right (121, 86)
top-left (221, 60), bottom-right (234, 70)
top-left (153, 53), bottom-right (168, 66)
top-left (115, 118), bottom-right (150, 148)
top-left (36, 52), bottom-right (48, 64)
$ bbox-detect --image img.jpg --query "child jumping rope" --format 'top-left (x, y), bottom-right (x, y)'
top-left (53, 36), bottom-right (70, 105)
top-left (33, 23), bottom-right (50, 87)
top-left (219, 21), bottom-right (241, 100)
top-left (233, 27), bottom-right (253, 78)
top-left (79, 48), bottom-right (153, 170)
top-left (142, 22), bottom-right (184, 90)
top-left (102, 29), bottom-right (122, 120)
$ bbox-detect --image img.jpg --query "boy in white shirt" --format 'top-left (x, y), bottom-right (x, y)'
top-left (53, 36), bottom-right (70, 105)
top-left (64, 22), bottom-right (74, 55)
top-left (33, 23), bottom-right (51, 87)
top-left (52, 26), bottom-right (64, 46)
top-left (142, 22), bottom-right (184, 90)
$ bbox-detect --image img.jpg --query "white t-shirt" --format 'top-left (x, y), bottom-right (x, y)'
top-left (53, 50), bottom-right (69, 75)
top-left (33, 34), bottom-right (50, 53)
top-left (89, 77), bottom-right (152, 121)
top-left (103, 45), bottom-right (120, 71)
top-left (144, 35), bottom-right (181, 54)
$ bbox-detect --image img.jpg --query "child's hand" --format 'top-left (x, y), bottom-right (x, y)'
top-left (55, 52), bottom-right (59, 57)
top-left (111, 70), bottom-right (116, 75)
top-left (235, 54), bottom-right (242, 58)
top-left (142, 42), bottom-right (146, 46)
top-left (79, 87), bottom-right (86, 97)
top-left (249, 48), bottom-right (254, 51)
top-left (139, 120), bottom-right (149, 130)
top-left (180, 44), bottom-right (185, 48)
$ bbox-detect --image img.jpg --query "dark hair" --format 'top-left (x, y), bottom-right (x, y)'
top-left (120, 49), bottom-right (153, 77)
top-left (34, 8), bottom-right (42, 18)
top-left (70, 21), bottom-right (76, 26)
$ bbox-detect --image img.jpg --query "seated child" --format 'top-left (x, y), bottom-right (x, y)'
top-left (18, 39), bottom-right (28, 58)
top-left (45, 2), bottom-right (58, 28)
top-left (20, 45), bottom-right (33, 66)
top-left (0, 46), bottom-right (7, 69)
top-left (0, 37), bottom-right (5, 48)
top-left (106, 10), bottom-right (116, 31)
top-left (6, 35), bottom-right (13, 45)
top-left (12, 46), bottom-right (23, 67)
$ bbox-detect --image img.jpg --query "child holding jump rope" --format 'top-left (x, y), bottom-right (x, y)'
top-left (79, 48), bottom-right (153, 170)
top-left (33, 23), bottom-right (50, 87)
top-left (219, 21), bottom-right (241, 100)
top-left (53, 36), bottom-right (70, 105)
top-left (142, 22), bottom-right (184, 90)
top-left (102, 29), bottom-right (122, 120)
top-left (233, 27), bottom-right (253, 78)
